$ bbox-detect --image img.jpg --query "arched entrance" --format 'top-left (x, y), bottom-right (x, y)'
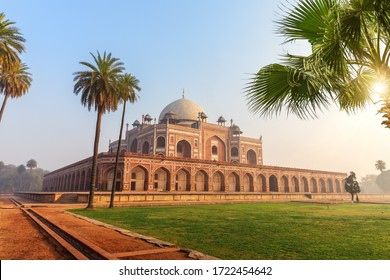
top-left (106, 169), bottom-right (122, 191)
top-left (228, 172), bottom-right (240, 192)
top-left (176, 140), bottom-right (191, 158)
top-left (243, 173), bottom-right (254, 192)
top-left (176, 169), bottom-right (190, 191)
top-left (302, 177), bottom-right (309, 192)
top-left (257, 174), bottom-right (267, 192)
top-left (311, 178), bottom-right (318, 193)
top-left (281, 176), bottom-right (289, 192)
top-left (269, 175), bottom-right (278, 192)
top-left (247, 149), bottom-right (257, 165)
top-left (212, 171), bottom-right (224, 192)
top-left (130, 139), bottom-right (138, 153)
top-left (142, 141), bottom-right (150, 154)
top-left (154, 168), bottom-right (170, 191)
top-left (130, 166), bottom-right (148, 191)
top-left (320, 178), bottom-right (326, 193)
top-left (328, 178), bottom-right (334, 193)
top-left (195, 170), bottom-right (208, 191)
top-left (292, 176), bottom-right (299, 192)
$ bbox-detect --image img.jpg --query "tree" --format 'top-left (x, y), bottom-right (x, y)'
top-left (345, 171), bottom-right (361, 202)
top-left (375, 160), bottom-right (386, 173)
top-left (375, 170), bottom-right (390, 193)
top-left (17, 164), bottom-right (26, 174)
top-left (26, 159), bottom-right (37, 172)
top-left (109, 73), bottom-right (140, 208)
top-left (245, 0), bottom-right (390, 126)
top-left (73, 51), bottom-right (124, 208)
top-left (0, 12), bottom-right (25, 71)
top-left (0, 13), bottom-right (30, 123)
top-left (0, 61), bottom-right (32, 123)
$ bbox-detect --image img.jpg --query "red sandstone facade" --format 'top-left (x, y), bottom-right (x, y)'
top-left (43, 96), bottom-right (346, 194)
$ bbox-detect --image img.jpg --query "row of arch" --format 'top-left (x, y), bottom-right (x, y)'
top-left (44, 166), bottom-right (344, 194)
top-left (129, 136), bottom-right (258, 164)
top-left (128, 166), bottom-right (343, 193)
top-left (44, 169), bottom-right (92, 192)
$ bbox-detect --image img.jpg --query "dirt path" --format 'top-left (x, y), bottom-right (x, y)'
top-left (0, 196), bottom-right (207, 260)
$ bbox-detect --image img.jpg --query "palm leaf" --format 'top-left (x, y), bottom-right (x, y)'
top-left (245, 63), bottom-right (331, 119)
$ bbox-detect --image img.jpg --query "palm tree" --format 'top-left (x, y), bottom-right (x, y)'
top-left (245, 0), bottom-right (390, 125)
top-left (0, 12), bottom-right (25, 71)
top-left (73, 51), bottom-right (124, 208)
top-left (375, 160), bottom-right (386, 173)
top-left (109, 73), bottom-right (141, 208)
top-left (0, 61), bottom-right (32, 122)
top-left (26, 159), bottom-right (37, 172)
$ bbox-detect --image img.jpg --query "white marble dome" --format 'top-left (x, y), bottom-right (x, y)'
top-left (159, 96), bottom-right (206, 123)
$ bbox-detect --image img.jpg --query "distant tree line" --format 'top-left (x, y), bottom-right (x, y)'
top-left (0, 160), bottom-right (49, 194)
top-left (359, 160), bottom-right (390, 194)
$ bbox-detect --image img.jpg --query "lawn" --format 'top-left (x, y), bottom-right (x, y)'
top-left (70, 202), bottom-right (390, 260)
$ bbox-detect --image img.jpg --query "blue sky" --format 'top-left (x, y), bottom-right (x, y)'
top-left (1, 0), bottom-right (389, 179)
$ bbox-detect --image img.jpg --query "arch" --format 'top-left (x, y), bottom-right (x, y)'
top-left (327, 178), bottom-right (334, 193)
top-left (106, 169), bottom-right (122, 191)
top-left (195, 170), bottom-right (208, 191)
top-left (154, 167), bottom-right (170, 191)
top-left (319, 178), bottom-right (326, 193)
top-left (243, 173), bottom-right (254, 192)
top-left (156, 136), bottom-right (166, 149)
top-left (247, 149), bottom-right (257, 165)
top-left (212, 171), bottom-right (224, 192)
top-left (130, 139), bottom-right (138, 153)
top-left (335, 179), bottom-right (341, 193)
top-left (142, 141), bottom-right (150, 154)
top-left (311, 178), bottom-right (318, 193)
top-left (281, 176), bottom-right (289, 192)
top-left (302, 177), bottom-right (309, 192)
top-left (228, 172), bottom-right (240, 192)
top-left (257, 174), bottom-right (267, 192)
top-left (269, 175), bottom-right (278, 192)
top-left (292, 176), bottom-right (299, 192)
top-left (176, 140), bottom-right (191, 158)
top-left (130, 166), bottom-right (148, 191)
top-left (206, 135), bottom-right (226, 161)
top-left (176, 168), bottom-right (190, 191)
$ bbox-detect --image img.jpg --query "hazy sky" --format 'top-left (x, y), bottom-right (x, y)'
top-left (1, 0), bottom-right (389, 180)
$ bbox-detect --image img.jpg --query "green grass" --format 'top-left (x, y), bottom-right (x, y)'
top-left (70, 202), bottom-right (390, 259)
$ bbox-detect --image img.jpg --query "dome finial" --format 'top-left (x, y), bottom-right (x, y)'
top-left (182, 88), bottom-right (185, 99)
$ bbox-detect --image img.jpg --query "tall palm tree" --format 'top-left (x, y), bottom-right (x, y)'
top-left (0, 12), bottom-right (25, 71)
top-left (246, 0), bottom-right (390, 125)
top-left (375, 160), bottom-right (386, 172)
top-left (73, 51), bottom-right (124, 208)
top-left (0, 61), bottom-right (32, 122)
top-left (109, 73), bottom-right (140, 208)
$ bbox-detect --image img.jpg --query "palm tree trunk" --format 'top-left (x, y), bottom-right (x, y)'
top-left (87, 108), bottom-right (103, 209)
top-left (0, 93), bottom-right (10, 123)
top-left (109, 101), bottom-right (126, 208)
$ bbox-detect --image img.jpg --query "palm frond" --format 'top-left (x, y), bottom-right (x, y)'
top-left (245, 63), bottom-right (331, 119)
